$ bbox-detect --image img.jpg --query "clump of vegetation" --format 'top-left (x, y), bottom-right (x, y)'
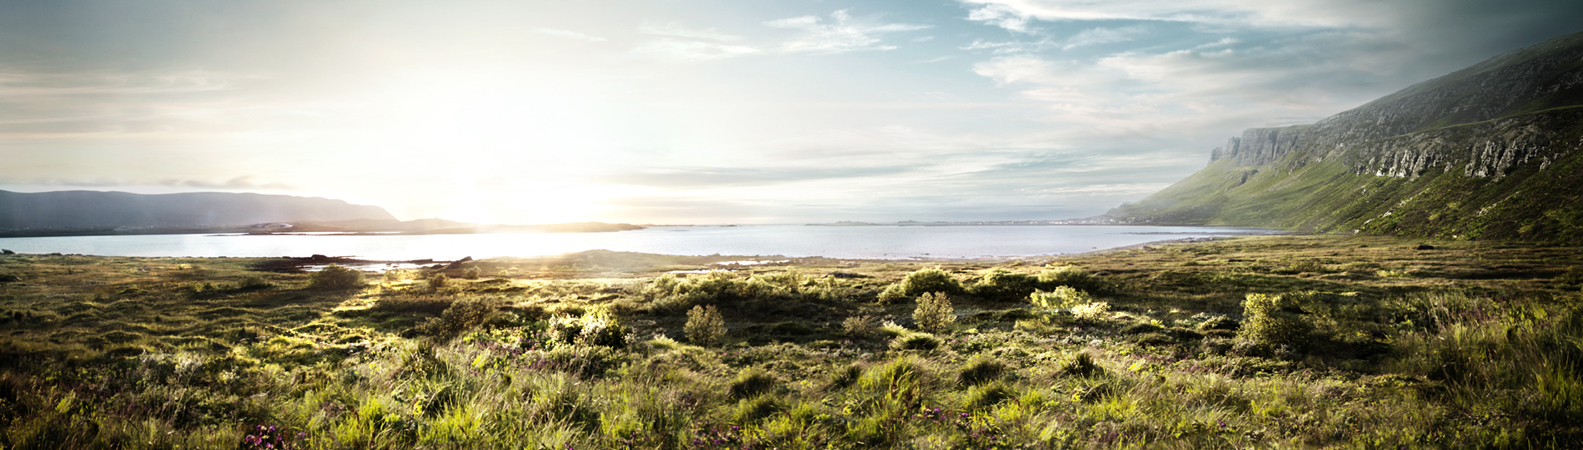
top-left (877, 268), bottom-right (963, 304)
top-left (1038, 265), bottom-right (1106, 293)
top-left (1057, 351), bottom-right (1103, 377)
top-left (970, 268), bottom-right (1038, 300)
top-left (685, 304), bottom-right (726, 346)
top-left (890, 332), bottom-right (942, 351)
top-left (416, 295), bottom-right (498, 339)
top-left (912, 292), bottom-right (955, 333)
top-left (957, 356), bottom-right (1006, 386)
top-left (462, 266), bottom-right (481, 280)
top-left (1238, 293), bottom-right (1313, 351)
top-left (1029, 286), bottom-right (1094, 308)
top-left (728, 368), bottom-right (780, 399)
top-left (428, 273), bottom-right (449, 291)
top-left (842, 314), bottom-right (879, 339)
top-left (1069, 301), bottom-right (1111, 321)
top-left (308, 264), bottom-right (364, 290)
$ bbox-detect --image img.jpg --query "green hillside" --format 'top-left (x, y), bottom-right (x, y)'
top-left (1107, 31), bottom-right (1583, 241)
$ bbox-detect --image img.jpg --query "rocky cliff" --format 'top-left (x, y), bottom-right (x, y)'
top-left (0, 190), bottom-right (397, 231)
top-left (1106, 31), bottom-right (1583, 241)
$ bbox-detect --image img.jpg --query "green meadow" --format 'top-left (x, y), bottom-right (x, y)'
top-left (1, 235), bottom-right (1581, 448)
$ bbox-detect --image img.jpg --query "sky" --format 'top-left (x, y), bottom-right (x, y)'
top-left (3, 0), bottom-right (1581, 225)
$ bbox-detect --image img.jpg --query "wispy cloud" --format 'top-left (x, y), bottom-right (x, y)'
top-left (532, 28), bottom-right (607, 42)
top-left (1062, 25), bottom-right (1148, 49)
top-left (632, 40), bottom-right (760, 61)
top-left (764, 9), bottom-right (931, 54)
top-left (640, 22), bottom-right (742, 42)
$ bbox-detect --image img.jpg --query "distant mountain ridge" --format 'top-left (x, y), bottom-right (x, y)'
top-left (0, 190), bottom-right (396, 230)
top-left (1105, 30), bottom-right (1583, 241)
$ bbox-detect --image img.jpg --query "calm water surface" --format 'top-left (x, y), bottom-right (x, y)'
top-left (0, 225), bottom-right (1266, 260)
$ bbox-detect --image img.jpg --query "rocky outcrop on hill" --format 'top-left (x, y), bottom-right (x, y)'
top-left (1107, 31), bottom-right (1583, 241)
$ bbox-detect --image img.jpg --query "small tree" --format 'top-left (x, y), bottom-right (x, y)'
top-left (686, 304), bottom-right (726, 346)
top-left (309, 264), bottom-right (364, 290)
top-left (913, 291), bottom-right (955, 333)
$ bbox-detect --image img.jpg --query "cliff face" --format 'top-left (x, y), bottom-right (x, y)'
top-left (0, 190), bottom-right (397, 230)
top-left (1107, 31), bottom-right (1583, 241)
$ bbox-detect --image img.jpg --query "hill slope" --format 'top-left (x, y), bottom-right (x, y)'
top-left (0, 190), bottom-right (396, 230)
top-left (1106, 31), bottom-right (1583, 241)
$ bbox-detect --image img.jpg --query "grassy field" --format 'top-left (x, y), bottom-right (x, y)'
top-left (0, 235), bottom-right (1580, 448)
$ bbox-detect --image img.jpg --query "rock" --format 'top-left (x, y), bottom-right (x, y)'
top-left (0, 249), bottom-right (13, 255)
top-left (1415, 244), bottom-right (1436, 250)
top-left (310, 254), bottom-right (329, 261)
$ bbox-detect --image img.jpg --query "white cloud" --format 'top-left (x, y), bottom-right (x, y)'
top-left (639, 22), bottom-right (743, 42)
top-left (764, 9), bottom-right (931, 54)
top-left (957, 0), bottom-right (1403, 30)
top-left (632, 39), bottom-right (760, 61)
top-left (532, 28), bottom-right (607, 42)
top-left (1062, 25), bottom-right (1148, 49)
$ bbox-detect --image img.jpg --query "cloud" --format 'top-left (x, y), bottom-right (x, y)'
top-left (632, 40), bottom-right (760, 61)
top-left (764, 9), bottom-right (931, 54)
top-left (1062, 25), bottom-right (1148, 49)
top-left (639, 22), bottom-right (742, 41)
top-left (531, 28), bottom-right (607, 42)
top-left (0, 69), bottom-right (249, 97)
top-left (956, 0), bottom-right (1401, 30)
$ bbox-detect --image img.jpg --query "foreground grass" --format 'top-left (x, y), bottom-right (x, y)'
top-left (0, 235), bottom-right (1580, 448)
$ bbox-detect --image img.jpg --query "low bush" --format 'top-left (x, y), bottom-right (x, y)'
top-left (428, 274), bottom-right (449, 291)
top-left (890, 333), bottom-right (942, 351)
top-left (1057, 351), bottom-right (1103, 377)
top-left (685, 305), bottom-right (727, 346)
top-left (971, 269), bottom-right (1039, 300)
top-left (1030, 286), bottom-right (1093, 309)
top-left (1238, 293), bottom-right (1313, 351)
top-left (729, 368), bottom-right (780, 399)
top-left (1038, 265), bottom-right (1108, 293)
top-left (1070, 302), bottom-right (1111, 321)
top-left (842, 314), bottom-right (879, 339)
top-left (913, 292), bottom-right (956, 333)
top-left (957, 357), bottom-right (1006, 386)
top-left (964, 381), bottom-right (1015, 410)
top-left (462, 266), bottom-right (481, 280)
top-left (878, 268), bottom-right (964, 304)
top-left (309, 264), bottom-right (364, 290)
top-left (416, 296), bottom-right (497, 339)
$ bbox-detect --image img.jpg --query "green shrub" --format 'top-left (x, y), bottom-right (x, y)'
top-left (890, 333), bottom-right (942, 351)
top-left (971, 269), bottom-right (1039, 300)
top-left (1238, 293), bottom-right (1313, 350)
top-left (732, 396), bottom-right (784, 425)
top-left (913, 292), bottom-right (956, 333)
top-left (462, 266), bottom-right (481, 280)
top-left (309, 264), bottom-right (364, 290)
top-left (1038, 265), bottom-right (1106, 293)
top-left (1057, 351), bottom-right (1103, 377)
top-left (428, 274), bottom-right (449, 291)
top-left (1070, 302), bottom-right (1111, 321)
top-left (842, 314), bottom-right (878, 339)
top-left (417, 296), bottom-right (496, 339)
top-left (685, 305), bottom-right (726, 346)
top-left (964, 381), bottom-right (1015, 410)
top-left (728, 368), bottom-right (780, 399)
top-left (957, 357), bottom-right (1006, 386)
top-left (1030, 286), bottom-right (1093, 309)
top-left (879, 268), bottom-right (964, 305)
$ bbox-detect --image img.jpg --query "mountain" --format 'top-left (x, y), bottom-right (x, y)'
top-left (0, 190), bottom-right (396, 231)
top-left (1105, 31), bottom-right (1583, 241)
